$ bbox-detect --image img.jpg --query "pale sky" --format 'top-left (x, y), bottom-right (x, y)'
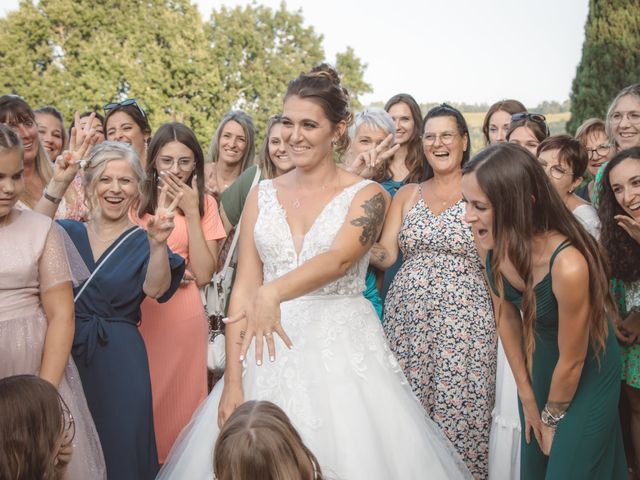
top-left (0, 0), bottom-right (589, 107)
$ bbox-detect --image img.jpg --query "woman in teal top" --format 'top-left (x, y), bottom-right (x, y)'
top-left (462, 143), bottom-right (626, 479)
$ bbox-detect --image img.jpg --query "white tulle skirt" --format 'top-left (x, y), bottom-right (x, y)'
top-left (158, 294), bottom-right (471, 480)
top-left (488, 340), bottom-right (521, 480)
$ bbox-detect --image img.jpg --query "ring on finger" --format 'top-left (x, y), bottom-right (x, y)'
top-left (264, 332), bottom-right (273, 338)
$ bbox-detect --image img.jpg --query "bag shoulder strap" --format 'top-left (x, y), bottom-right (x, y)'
top-left (74, 226), bottom-right (141, 303)
top-left (222, 166), bottom-right (261, 272)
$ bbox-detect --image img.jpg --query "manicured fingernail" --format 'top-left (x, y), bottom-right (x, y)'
top-left (222, 317), bottom-right (229, 323)
top-left (257, 360), bottom-right (262, 366)
top-left (270, 356), bottom-right (275, 362)
top-left (239, 354), bottom-right (244, 361)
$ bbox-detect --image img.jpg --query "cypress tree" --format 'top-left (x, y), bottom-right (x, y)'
top-left (567, 0), bottom-right (640, 134)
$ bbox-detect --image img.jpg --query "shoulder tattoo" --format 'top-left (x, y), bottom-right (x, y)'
top-left (350, 192), bottom-right (386, 246)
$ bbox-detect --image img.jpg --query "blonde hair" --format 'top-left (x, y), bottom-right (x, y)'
top-left (214, 401), bottom-right (322, 480)
top-left (83, 141), bottom-right (146, 216)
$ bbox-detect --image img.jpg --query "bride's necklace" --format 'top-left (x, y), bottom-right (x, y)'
top-left (88, 221), bottom-right (131, 243)
top-left (291, 171), bottom-right (339, 209)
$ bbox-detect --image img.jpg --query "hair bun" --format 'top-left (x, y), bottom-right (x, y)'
top-left (308, 63), bottom-right (341, 86)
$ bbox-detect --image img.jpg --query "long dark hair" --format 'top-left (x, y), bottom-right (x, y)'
top-left (422, 103), bottom-right (471, 180)
top-left (139, 122), bottom-right (206, 217)
top-left (463, 143), bottom-right (615, 370)
top-left (598, 147), bottom-right (640, 283)
top-left (0, 375), bottom-right (70, 480)
top-left (380, 93), bottom-right (426, 183)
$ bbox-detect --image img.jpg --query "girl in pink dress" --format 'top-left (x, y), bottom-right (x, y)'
top-left (0, 124), bottom-right (106, 478)
top-left (135, 122), bottom-right (226, 462)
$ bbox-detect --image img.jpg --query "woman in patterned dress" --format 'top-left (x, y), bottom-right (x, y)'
top-left (371, 104), bottom-right (496, 478)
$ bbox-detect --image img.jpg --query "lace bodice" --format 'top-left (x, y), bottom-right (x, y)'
top-left (254, 179), bottom-right (372, 296)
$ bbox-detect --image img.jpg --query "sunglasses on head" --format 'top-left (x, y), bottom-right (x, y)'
top-left (103, 98), bottom-right (146, 118)
top-left (511, 112), bottom-right (549, 136)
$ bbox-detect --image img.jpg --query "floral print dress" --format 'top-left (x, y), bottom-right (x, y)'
top-left (383, 191), bottom-right (497, 479)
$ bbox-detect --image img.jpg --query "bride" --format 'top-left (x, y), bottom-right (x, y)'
top-left (158, 65), bottom-right (471, 480)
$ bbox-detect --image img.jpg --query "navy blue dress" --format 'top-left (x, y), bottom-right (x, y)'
top-left (59, 221), bottom-right (185, 480)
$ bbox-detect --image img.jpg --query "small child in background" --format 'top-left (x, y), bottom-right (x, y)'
top-left (0, 375), bottom-right (75, 480)
top-left (214, 400), bottom-right (322, 480)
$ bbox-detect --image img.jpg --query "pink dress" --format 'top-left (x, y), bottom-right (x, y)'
top-left (0, 209), bottom-right (106, 479)
top-left (136, 194), bottom-right (226, 462)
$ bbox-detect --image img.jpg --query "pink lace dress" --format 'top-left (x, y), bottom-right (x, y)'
top-left (0, 209), bottom-right (106, 479)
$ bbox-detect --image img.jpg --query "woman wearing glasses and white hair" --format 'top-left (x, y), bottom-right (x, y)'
top-left (104, 98), bottom-right (152, 162)
top-left (371, 104), bottom-right (497, 478)
top-left (134, 122), bottom-right (226, 463)
top-left (36, 139), bottom-right (186, 479)
top-left (537, 135), bottom-right (600, 238)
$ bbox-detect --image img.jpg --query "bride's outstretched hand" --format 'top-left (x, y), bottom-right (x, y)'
top-left (224, 285), bottom-right (293, 365)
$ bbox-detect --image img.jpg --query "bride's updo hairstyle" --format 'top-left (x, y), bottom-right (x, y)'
top-left (285, 63), bottom-right (352, 157)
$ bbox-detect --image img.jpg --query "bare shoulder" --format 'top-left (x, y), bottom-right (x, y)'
top-left (551, 245), bottom-right (589, 290)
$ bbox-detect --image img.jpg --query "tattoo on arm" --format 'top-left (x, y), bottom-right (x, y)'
top-left (370, 243), bottom-right (387, 263)
top-left (350, 192), bottom-right (386, 246)
top-left (236, 329), bottom-right (246, 345)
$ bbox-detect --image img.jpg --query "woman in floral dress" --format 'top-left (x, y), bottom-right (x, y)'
top-left (371, 104), bottom-right (496, 478)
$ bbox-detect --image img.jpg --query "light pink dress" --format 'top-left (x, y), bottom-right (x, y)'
top-left (0, 209), bottom-right (106, 479)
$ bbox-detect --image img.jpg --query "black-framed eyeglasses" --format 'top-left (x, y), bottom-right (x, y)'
top-left (585, 144), bottom-right (611, 160)
top-left (103, 98), bottom-right (147, 119)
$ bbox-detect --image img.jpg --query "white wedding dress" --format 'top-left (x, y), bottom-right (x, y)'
top-left (157, 179), bottom-right (471, 480)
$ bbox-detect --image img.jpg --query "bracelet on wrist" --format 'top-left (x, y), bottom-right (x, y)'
top-left (541, 405), bottom-right (566, 428)
top-left (43, 187), bottom-right (62, 205)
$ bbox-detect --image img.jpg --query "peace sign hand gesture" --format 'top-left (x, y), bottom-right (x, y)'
top-left (347, 134), bottom-right (400, 179)
top-left (147, 184), bottom-right (182, 245)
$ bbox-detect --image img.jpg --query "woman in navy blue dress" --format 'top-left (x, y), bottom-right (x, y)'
top-left (37, 137), bottom-right (185, 480)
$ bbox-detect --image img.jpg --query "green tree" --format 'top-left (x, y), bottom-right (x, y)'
top-left (567, 0), bottom-right (640, 133)
top-left (207, 2), bottom-right (371, 141)
top-left (0, 0), bottom-right (222, 143)
top-left (0, 0), bottom-right (372, 147)
top-left (335, 46), bottom-right (372, 110)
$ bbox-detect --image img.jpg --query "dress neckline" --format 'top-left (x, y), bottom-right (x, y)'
top-left (82, 224), bottom-right (140, 267)
top-left (269, 179), bottom-right (368, 258)
top-left (487, 239), bottom-right (572, 296)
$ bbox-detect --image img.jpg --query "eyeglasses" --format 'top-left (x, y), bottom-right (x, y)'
top-left (60, 397), bottom-right (76, 445)
top-left (511, 112), bottom-right (549, 135)
top-left (585, 144), bottom-right (611, 160)
top-left (156, 157), bottom-right (196, 172)
top-left (538, 160), bottom-right (573, 180)
top-left (610, 111), bottom-right (640, 126)
top-left (422, 132), bottom-right (458, 146)
top-left (103, 98), bottom-right (147, 119)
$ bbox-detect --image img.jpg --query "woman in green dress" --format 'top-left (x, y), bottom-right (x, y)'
top-left (461, 142), bottom-right (626, 479)
top-left (598, 147), bottom-right (640, 476)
